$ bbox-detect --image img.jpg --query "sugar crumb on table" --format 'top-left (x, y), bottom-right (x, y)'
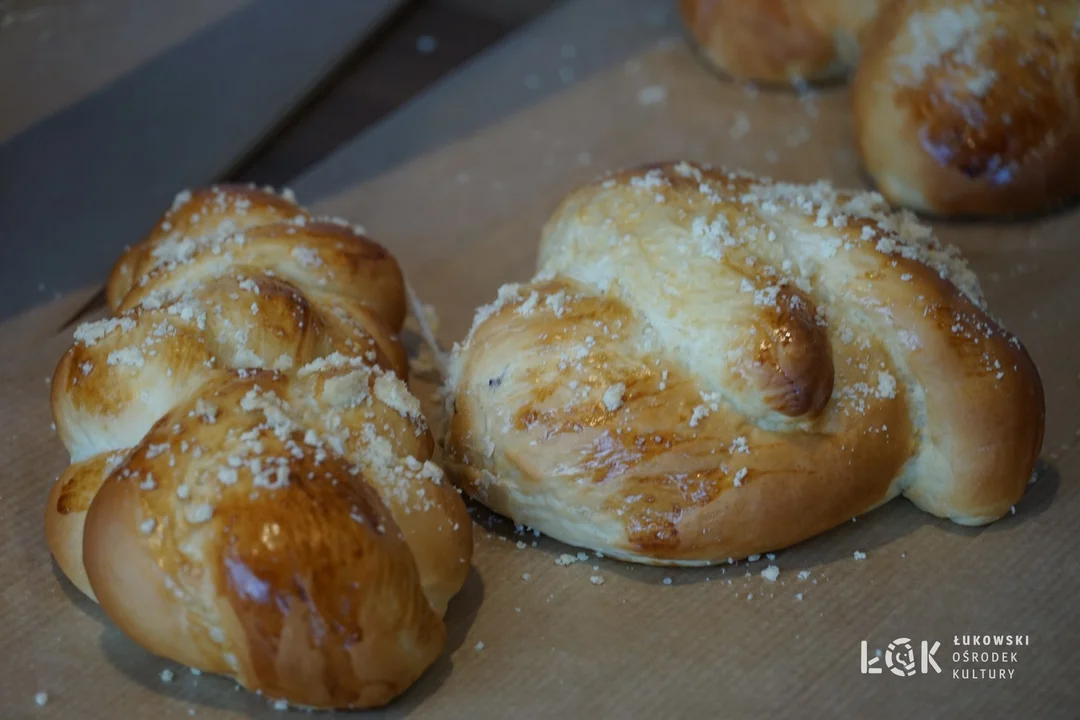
top-left (636, 85), bottom-right (667, 106)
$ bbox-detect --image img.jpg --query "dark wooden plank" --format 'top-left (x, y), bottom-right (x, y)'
top-left (292, 0), bottom-right (679, 202)
top-left (432, 0), bottom-right (560, 25)
top-left (232, 2), bottom-right (508, 187)
top-left (0, 0), bottom-right (406, 322)
top-left (0, 0), bottom-right (249, 144)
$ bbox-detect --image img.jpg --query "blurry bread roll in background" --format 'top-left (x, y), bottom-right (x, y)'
top-left (680, 0), bottom-right (1080, 217)
top-left (853, 0), bottom-right (1080, 216)
top-left (679, 0), bottom-right (885, 84)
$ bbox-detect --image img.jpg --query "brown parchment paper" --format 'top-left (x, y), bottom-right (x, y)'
top-left (1, 39), bottom-right (1078, 719)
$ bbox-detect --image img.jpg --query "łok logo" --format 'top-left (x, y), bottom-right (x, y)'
top-left (861, 639), bottom-right (941, 676)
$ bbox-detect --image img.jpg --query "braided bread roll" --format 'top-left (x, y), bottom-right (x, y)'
top-left (446, 162), bottom-right (1043, 566)
top-left (46, 186), bottom-right (472, 708)
top-left (853, 0), bottom-right (1080, 216)
top-left (679, 0), bottom-right (885, 83)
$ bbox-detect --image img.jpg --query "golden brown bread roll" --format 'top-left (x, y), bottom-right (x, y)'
top-left (682, 0), bottom-right (1080, 216)
top-left (679, 0), bottom-right (885, 83)
top-left (853, 0), bottom-right (1080, 216)
top-left (446, 162), bottom-right (1043, 566)
top-left (47, 186), bottom-right (472, 709)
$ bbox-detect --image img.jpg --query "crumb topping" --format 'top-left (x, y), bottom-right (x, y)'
top-left (893, 4), bottom-right (985, 84)
top-left (55, 185), bottom-right (456, 585)
top-left (74, 317), bottom-right (137, 346)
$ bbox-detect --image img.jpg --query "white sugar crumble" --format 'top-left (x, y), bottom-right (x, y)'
top-left (74, 317), bottom-right (136, 346)
top-left (894, 5), bottom-right (983, 83)
top-left (516, 290), bottom-right (540, 316)
top-left (290, 245), bottom-right (321, 267)
top-left (373, 372), bottom-right (421, 420)
top-left (876, 371), bottom-right (897, 399)
top-left (729, 111), bottom-right (750, 139)
top-left (601, 382), bottom-right (626, 412)
top-left (637, 85), bottom-right (667, 106)
top-left (186, 504), bottom-right (214, 524)
top-left (193, 399), bottom-right (218, 422)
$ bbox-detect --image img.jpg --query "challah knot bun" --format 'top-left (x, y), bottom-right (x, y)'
top-left (446, 162), bottom-right (1043, 566)
top-left (46, 186), bottom-right (471, 709)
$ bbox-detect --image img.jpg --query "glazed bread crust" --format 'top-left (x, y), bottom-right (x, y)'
top-left (447, 162), bottom-right (1043, 565)
top-left (46, 186), bottom-right (472, 709)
